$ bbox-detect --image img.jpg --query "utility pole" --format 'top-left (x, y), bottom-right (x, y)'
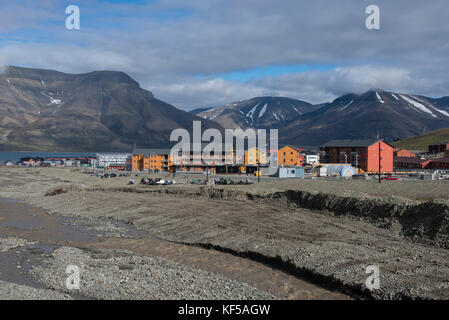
top-left (378, 140), bottom-right (382, 183)
top-left (257, 148), bottom-right (260, 183)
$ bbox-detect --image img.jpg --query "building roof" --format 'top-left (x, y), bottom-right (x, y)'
top-left (429, 142), bottom-right (449, 146)
top-left (394, 157), bottom-right (429, 164)
top-left (133, 148), bottom-right (172, 156)
top-left (431, 157), bottom-right (449, 163)
top-left (134, 143), bottom-right (234, 156)
top-left (322, 139), bottom-right (389, 148)
top-left (280, 145), bottom-right (304, 152)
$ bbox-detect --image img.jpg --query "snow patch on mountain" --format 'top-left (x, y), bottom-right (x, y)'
top-left (292, 106), bottom-right (302, 115)
top-left (246, 103), bottom-right (260, 119)
top-left (432, 106), bottom-right (449, 117)
top-left (400, 95), bottom-right (436, 117)
top-left (340, 100), bottom-right (353, 111)
top-left (376, 92), bottom-right (384, 104)
top-left (391, 93), bottom-right (399, 101)
top-left (41, 91), bottom-right (62, 105)
top-left (258, 103), bottom-right (267, 118)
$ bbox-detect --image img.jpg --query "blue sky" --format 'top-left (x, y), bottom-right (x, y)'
top-left (0, 0), bottom-right (448, 109)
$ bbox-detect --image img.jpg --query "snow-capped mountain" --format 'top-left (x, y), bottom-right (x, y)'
top-left (195, 96), bottom-right (317, 129)
top-left (280, 90), bottom-right (449, 146)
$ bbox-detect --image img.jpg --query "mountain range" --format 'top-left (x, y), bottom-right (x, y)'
top-left (1, 65), bottom-right (449, 151)
top-left (195, 96), bottom-right (317, 130)
top-left (193, 90), bottom-right (449, 146)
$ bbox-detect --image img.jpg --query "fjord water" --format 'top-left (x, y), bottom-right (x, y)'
top-left (0, 152), bottom-right (96, 163)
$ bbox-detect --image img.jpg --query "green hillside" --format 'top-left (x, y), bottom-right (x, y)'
top-left (392, 128), bottom-right (449, 152)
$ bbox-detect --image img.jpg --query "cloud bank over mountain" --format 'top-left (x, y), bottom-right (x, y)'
top-left (0, 0), bottom-right (448, 109)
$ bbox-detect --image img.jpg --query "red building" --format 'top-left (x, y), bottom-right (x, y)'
top-left (394, 157), bottom-right (431, 170)
top-left (393, 149), bottom-right (416, 158)
top-left (427, 158), bottom-right (449, 169)
top-left (429, 143), bottom-right (449, 154)
top-left (321, 139), bottom-right (394, 173)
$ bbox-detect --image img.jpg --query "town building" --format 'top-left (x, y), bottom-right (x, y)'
top-left (97, 153), bottom-right (131, 168)
top-left (427, 158), bottom-right (449, 169)
top-left (321, 139), bottom-right (394, 173)
top-left (19, 157), bottom-right (44, 167)
top-left (301, 151), bottom-right (319, 165)
top-left (278, 145), bottom-right (304, 166)
top-left (394, 157), bottom-right (431, 170)
top-left (244, 147), bottom-right (268, 165)
top-left (394, 149), bottom-right (416, 158)
top-left (271, 166), bottom-right (305, 179)
top-left (429, 142), bottom-right (449, 154)
top-left (132, 149), bottom-right (173, 172)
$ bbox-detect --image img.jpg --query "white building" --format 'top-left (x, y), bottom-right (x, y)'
top-left (305, 154), bottom-right (319, 164)
top-left (96, 153), bottom-right (130, 168)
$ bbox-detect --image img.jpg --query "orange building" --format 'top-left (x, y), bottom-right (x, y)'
top-left (278, 145), bottom-right (304, 166)
top-left (131, 151), bottom-right (173, 172)
top-left (321, 139), bottom-right (394, 173)
top-left (394, 148), bottom-right (416, 158)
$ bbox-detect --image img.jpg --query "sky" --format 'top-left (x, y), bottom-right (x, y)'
top-left (0, 0), bottom-right (448, 110)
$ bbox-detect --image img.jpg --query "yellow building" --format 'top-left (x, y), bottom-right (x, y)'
top-left (244, 147), bottom-right (268, 165)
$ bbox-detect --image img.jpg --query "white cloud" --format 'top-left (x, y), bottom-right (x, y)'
top-left (0, 0), bottom-right (449, 109)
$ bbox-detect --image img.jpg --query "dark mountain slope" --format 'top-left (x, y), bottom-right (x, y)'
top-left (0, 66), bottom-right (221, 151)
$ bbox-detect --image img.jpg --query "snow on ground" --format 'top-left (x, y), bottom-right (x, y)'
top-left (273, 112), bottom-right (279, 121)
top-left (49, 97), bottom-right (62, 105)
top-left (292, 106), bottom-right (302, 115)
top-left (400, 94), bottom-right (436, 117)
top-left (430, 105), bottom-right (449, 117)
top-left (411, 95), bottom-right (425, 103)
top-left (41, 91), bottom-right (62, 106)
top-left (376, 92), bottom-right (385, 104)
top-left (391, 93), bottom-right (399, 101)
top-left (246, 103), bottom-right (260, 119)
top-left (258, 103), bottom-right (267, 118)
top-left (340, 100), bottom-right (353, 111)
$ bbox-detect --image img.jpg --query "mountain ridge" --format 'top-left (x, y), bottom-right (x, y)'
top-left (0, 66), bottom-right (221, 151)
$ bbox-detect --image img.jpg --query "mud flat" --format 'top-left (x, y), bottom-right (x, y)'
top-left (1, 167), bottom-right (449, 299)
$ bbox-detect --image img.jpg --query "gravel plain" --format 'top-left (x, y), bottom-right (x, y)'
top-left (30, 246), bottom-right (276, 300)
top-left (1, 167), bottom-right (449, 299)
